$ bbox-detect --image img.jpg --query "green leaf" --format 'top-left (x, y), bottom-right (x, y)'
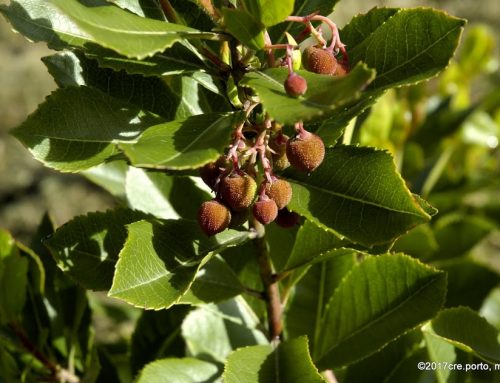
top-left (120, 112), bottom-right (238, 170)
top-left (239, 64), bottom-right (375, 125)
top-left (0, 0), bottom-right (94, 50)
top-left (223, 336), bottom-right (325, 383)
top-left (242, 0), bottom-right (294, 27)
top-left (0, 230), bottom-right (29, 324)
top-left (131, 307), bottom-right (190, 374)
top-left (440, 259), bottom-right (499, 310)
top-left (341, 8), bottom-right (466, 90)
top-left (108, 220), bottom-right (250, 309)
top-left (316, 253), bottom-right (446, 368)
top-left (182, 298), bottom-right (267, 363)
top-left (423, 330), bottom-right (456, 383)
top-left (49, 0), bottom-right (217, 59)
top-left (284, 220), bottom-right (353, 271)
top-left (342, 331), bottom-right (425, 383)
top-left (107, 0), bottom-right (164, 19)
top-left (285, 146), bottom-right (431, 247)
top-left (12, 86), bottom-right (160, 172)
top-left (221, 8), bottom-right (265, 51)
top-left (433, 214), bottom-right (495, 259)
top-left (179, 255), bottom-right (245, 304)
top-left (45, 208), bottom-right (148, 291)
top-left (285, 254), bottom-right (358, 353)
top-left (392, 224), bottom-right (438, 260)
top-left (125, 168), bottom-right (211, 219)
top-left (424, 307), bottom-right (500, 363)
top-left (82, 160), bottom-right (129, 199)
top-left (136, 357), bottom-right (218, 383)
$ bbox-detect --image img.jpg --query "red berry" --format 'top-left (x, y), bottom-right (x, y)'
top-left (286, 131), bottom-right (325, 172)
top-left (266, 179), bottom-right (292, 210)
top-left (284, 73), bottom-right (307, 97)
top-left (198, 200), bottom-right (231, 236)
top-left (253, 199), bottom-right (278, 225)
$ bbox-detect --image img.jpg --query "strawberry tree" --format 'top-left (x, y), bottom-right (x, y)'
top-left (1, 0), bottom-right (500, 382)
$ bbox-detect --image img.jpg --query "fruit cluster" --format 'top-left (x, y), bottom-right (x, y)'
top-left (197, 15), bottom-right (348, 236)
top-left (197, 122), bottom-right (325, 236)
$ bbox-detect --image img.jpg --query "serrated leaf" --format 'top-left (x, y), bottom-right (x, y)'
top-left (392, 224), bottom-right (438, 260)
top-left (423, 330), bottom-right (455, 383)
top-left (83, 160), bottom-right (129, 199)
top-left (285, 254), bottom-right (358, 353)
top-left (136, 357), bottom-right (218, 383)
top-left (49, 0), bottom-right (217, 59)
top-left (221, 8), bottom-right (265, 51)
top-left (131, 307), bottom-right (190, 374)
top-left (45, 209), bottom-right (148, 291)
top-left (12, 86), bottom-right (160, 172)
top-left (315, 254), bottom-right (446, 368)
top-left (440, 259), bottom-right (499, 310)
top-left (179, 255), bottom-right (245, 304)
top-left (0, 230), bottom-right (29, 324)
top-left (108, 220), bottom-right (250, 309)
top-left (423, 307), bottom-right (500, 363)
top-left (341, 8), bottom-right (466, 90)
top-left (125, 168), bottom-right (210, 219)
top-left (285, 146), bottom-right (431, 247)
top-left (243, 0), bottom-right (294, 27)
top-left (182, 298), bottom-right (267, 363)
top-left (342, 332), bottom-right (425, 383)
top-left (120, 112), bottom-right (238, 169)
top-left (223, 336), bottom-right (325, 383)
top-left (107, 0), bottom-right (164, 19)
top-left (240, 64), bottom-right (375, 125)
top-left (284, 220), bottom-right (353, 271)
top-left (0, 0), bottom-right (93, 50)
top-left (43, 51), bottom-right (186, 121)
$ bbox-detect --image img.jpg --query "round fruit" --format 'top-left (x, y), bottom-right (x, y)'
top-left (286, 132), bottom-right (325, 172)
top-left (220, 173), bottom-right (257, 211)
top-left (284, 73), bottom-right (307, 97)
top-left (276, 208), bottom-right (300, 228)
top-left (303, 46), bottom-right (337, 75)
top-left (266, 179), bottom-right (292, 209)
top-left (253, 199), bottom-right (278, 225)
top-left (198, 200), bottom-right (231, 236)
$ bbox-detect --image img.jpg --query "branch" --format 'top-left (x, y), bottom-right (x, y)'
top-left (252, 219), bottom-right (283, 341)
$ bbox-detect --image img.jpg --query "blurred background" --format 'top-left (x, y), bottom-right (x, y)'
top-left (0, 0), bottom-right (499, 243)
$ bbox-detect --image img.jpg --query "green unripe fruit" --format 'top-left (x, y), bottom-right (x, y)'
top-left (284, 73), bottom-right (307, 97)
top-left (286, 131), bottom-right (325, 172)
top-left (266, 179), bottom-right (292, 209)
top-left (198, 200), bottom-right (231, 236)
top-left (253, 199), bottom-right (278, 225)
top-left (220, 173), bottom-right (257, 211)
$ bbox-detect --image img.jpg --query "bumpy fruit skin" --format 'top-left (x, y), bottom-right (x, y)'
top-left (286, 132), bottom-right (325, 172)
top-left (266, 179), bottom-right (292, 209)
top-left (198, 200), bottom-right (231, 236)
top-left (303, 46), bottom-right (337, 75)
top-left (253, 199), bottom-right (278, 225)
top-left (220, 173), bottom-right (257, 211)
top-left (276, 208), bottom-right (301, 228)
top-left (284, 73), bottom-right (307, 97)
top-left (303, 46), bottom-right (347, 76)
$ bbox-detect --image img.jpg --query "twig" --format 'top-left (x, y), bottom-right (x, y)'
top-left (158, 0), bottom-right (179, 23)
top-left (323, 369), bottom-right (339, 383)
top-left (252, 219), bottom-right (283, 341)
